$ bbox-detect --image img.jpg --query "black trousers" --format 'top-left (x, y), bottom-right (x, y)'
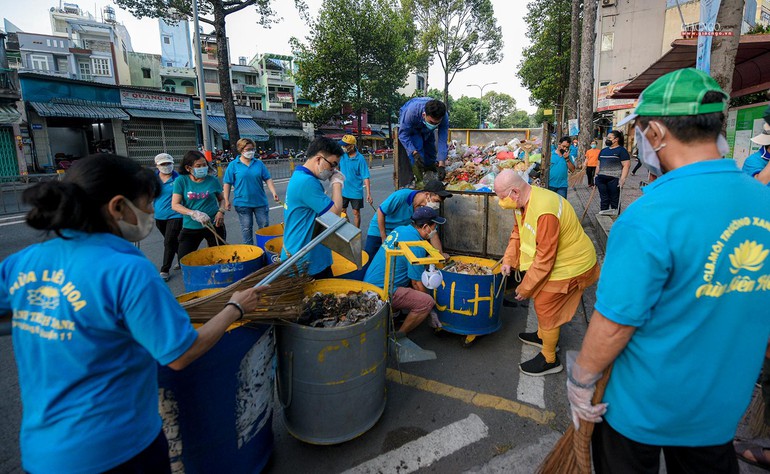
top-left (633, 158), bottom-right (644, 174)
top-left (104, 429), bottom-right (171, 474)
top-left (586, 166), bottom-right (596, 186)
top-left (177, 224), bottom-right (227, 260)
top-left (592, 420), bottom-right (738, 474)
top-left (155, 218), bottom-right (182, 273)
top-left (595, 174), bottom-right (620, 210)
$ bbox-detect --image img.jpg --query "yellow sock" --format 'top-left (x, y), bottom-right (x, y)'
top-left (540, 327), bottom-right (560, 363)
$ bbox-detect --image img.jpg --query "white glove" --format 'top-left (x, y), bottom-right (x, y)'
top-left (330, 170), bottom-right (345, 189)
top-left (190, 210), bottom-right (211, 224)
top-left (566, 351), bottom-right (608, 430)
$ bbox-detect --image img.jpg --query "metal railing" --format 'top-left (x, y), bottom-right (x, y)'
top-left (215, 153), bottom-right (394, 181)
top-left (0, 173), bottom-right (62, 216)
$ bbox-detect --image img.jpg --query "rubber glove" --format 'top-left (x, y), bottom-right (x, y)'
top-left (437, 166), bottom-right (446, 181)
top-left (330, 170), bottom-right (345, 189)
top-left (413, 151), bottom-right (424, 167)
top-left (190, 210), bottom-right (211, 224)
top-left (566, 350), bottom-right (608, 430)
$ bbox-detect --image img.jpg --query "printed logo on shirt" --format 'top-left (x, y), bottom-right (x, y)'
top-left (8, 269), bottom-right (84, 341)
top-left (696, 217), bottom-right (770, 298)
top-left (186, 191), bottom-right (210, 200)
top-left (384, 230), bottom-right (400, 249)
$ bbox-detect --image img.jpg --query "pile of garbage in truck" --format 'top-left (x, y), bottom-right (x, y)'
top-left (444, 138), bottom-right (540, 192)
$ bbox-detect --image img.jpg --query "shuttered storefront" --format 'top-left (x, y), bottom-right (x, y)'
top-left (124, 118), bottom-right (198, 167)
top-left (0, 127), bottom-right (18, 177)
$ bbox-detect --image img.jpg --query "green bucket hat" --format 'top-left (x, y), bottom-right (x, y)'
top-left (617, 68), bottom-right (728, 127)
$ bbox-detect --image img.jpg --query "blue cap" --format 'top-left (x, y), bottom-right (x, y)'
top-left (411, 206), bottom-right (447, 225)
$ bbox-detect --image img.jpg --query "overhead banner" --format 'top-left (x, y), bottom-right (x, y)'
top-left (696, 0), bottom-right (722, 74)
top-left (119, 90), bottom-right (191, 112)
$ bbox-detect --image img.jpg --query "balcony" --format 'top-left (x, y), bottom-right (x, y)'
top-left (0, 68), bottom-right (21, 101)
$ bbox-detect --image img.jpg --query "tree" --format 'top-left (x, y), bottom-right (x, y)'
top-left (518, 0), bottom-right (572, 133)
top-left (566, 0), bottom-right (581, 120)
top-left (114, 0), bottom-right (306, 146)
top-left (712, 0), bottom-right (744, 109)
top-left (449, 101), bottom-right (478, 128)
top-left (426, 88), bottom-right (454, 111)
top-left (577, 0), bottom-right (597, 161)
top-left (484, 91), bottom-right (517, 127)
top-left (455, 95), bottom-right (490, 126)
top-left (507, 110), bottom-right (532, 129)
top-left (291, 0), bottom-right (416, 143)
top-left (404, 0), bottom-right (504, 107)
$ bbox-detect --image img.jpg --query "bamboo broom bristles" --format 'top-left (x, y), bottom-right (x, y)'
top-left (537, 365), bottom-right (613, 474)
top-left (180, 262), bottom-right (313, 324)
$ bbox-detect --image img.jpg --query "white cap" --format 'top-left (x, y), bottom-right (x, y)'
top-left (154, 153), bottom-right (174, 165)
top-left (751, 122), bottom-right (770, 146)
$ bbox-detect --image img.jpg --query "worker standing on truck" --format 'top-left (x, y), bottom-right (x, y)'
top-left (282, 137), bottom-right (346, 279)
top-left (494, 169), bottom-right (599, 376)
top-left (567, 68), bottom-right (770, 473)
top-left (397, 98), bottom-right (449, 188)
top-left (363, 180), bottom-right (452, 260)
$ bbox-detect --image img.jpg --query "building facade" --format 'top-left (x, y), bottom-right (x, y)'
top-left (250, 54), bottom-right (295, 112)
top-left (159, 18), bottom-right (193, 68)
top-left (127, 52), bottom-right (161, 89)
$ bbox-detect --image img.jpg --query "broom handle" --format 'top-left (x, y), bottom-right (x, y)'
top-left (581, 185), bottom-right (597, 221)
top-left (255, 217), bottom-right (348, 287)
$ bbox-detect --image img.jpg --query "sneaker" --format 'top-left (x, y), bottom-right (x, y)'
top-left (518, 331), bottom-right (559, 352)
top-left (520, 353), bottom-right (563, 376)
top-left (160, 272), bottom-right (170, 281)
top-left (598, 208), bottom-right (617, 216)
top-left (173, 263), bottom-right (181, 271)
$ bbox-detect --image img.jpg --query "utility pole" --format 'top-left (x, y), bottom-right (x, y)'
top-left (192, 0), bottom-right (210, 156)
top-left (467, 82), bottom-right (497, 129)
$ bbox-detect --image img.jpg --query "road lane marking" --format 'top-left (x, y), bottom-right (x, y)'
top-left (517, 306), bottom-right (546, 409)
top-left (386, 368), bottom-right (555, 425)
top-left (342, 413), bottom-right (489, 474)
top-left (0, 214), bottom-right (26, 222)
top-left (0, 219), bottom-right (25, 227)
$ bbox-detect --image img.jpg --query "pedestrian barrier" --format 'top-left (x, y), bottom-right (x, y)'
top-left (0, 174), bottom-right (60, 216)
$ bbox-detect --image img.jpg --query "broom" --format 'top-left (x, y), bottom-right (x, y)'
top-left (537, 364), bottom-right (613, 474)
top-left (180, 262), bottom-right (313, 324)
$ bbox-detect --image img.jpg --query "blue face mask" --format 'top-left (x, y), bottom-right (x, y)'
top-left (590, 144), bottom-right (597, 149)
top-left (423, 119), bottom-right (439, 131)
top-left (192, 167), bottom-right (208, 179)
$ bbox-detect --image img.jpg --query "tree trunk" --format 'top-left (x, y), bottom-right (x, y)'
top-left (443, 69), bottom-right (449, 111)
top-left (567, 0), bottom-right (581, 121)
top-left (712, 0), bottom-right (743, 133)
top-left (213, 0), bottom-right (239, 147)
top-left (578, 0), bottom-right (597, 162)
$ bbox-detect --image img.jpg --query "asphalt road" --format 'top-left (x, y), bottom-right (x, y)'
top-left (0, 165), bottom-right (590, 473)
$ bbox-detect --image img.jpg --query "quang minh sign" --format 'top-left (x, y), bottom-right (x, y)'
top-left (119, 90), bottom-right (191, 112)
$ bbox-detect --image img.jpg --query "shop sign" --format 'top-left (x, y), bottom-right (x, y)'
top-left (120, 90), bottom-right (191, 112)
top-left (596, 82), bottom-right (637, 112)
top-left (31, 124), bottom-right (43, 130)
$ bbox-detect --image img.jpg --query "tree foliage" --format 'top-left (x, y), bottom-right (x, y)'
top-left (484, 91), bottom-right (516, 127)
top-left (291, 0), bottom-right (416, 138)
top-left (517, 0), bottom-right (572, 111)
top-left (404, 0), bottom-right (504, 107)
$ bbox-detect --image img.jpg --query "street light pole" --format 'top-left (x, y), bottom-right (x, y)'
top-left (192, 0), bottom-right (210, 154)
top-left (467, 82), bottom-right (497, 129)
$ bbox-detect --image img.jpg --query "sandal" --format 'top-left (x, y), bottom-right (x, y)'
top-left (735, 442), bottom-right (770, 471)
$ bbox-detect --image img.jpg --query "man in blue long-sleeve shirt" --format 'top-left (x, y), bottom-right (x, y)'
top-left (397, 98), bottom-right (449, 188)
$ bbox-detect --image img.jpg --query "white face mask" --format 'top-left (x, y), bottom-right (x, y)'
top-left (317, 159), bottom-right (333, 181)
top-left (242, 150), bottom-right (255, 159)
top-left (717, 135), bottom-right (730, 157)
top-left (426, 201), bottom-right (440, 210)
top-left (158, 164), bottom-right (174, 175)
top-left (635, 124), bottom-right (665, 176)
top-left (424, 225), bottom-right (438, 240)
top-left (117, 198), bottom-right (155, 242)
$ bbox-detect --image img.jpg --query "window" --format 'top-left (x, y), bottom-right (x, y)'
top-left (46, 39), bottom-right (51, 47)
top-left (166, 62), bottom-right (173, 67)
top-left (163, 79), bottom-right (176, 93)
top-left (232, 78), bottom-right (239, 84)
top-left (163, 36), bottom-right (171, 44)
top-left (245, 74), bottom-right (257, 85)
top-left (56, 57), bottom-right (68, 73)
top-left (601, 33), bottom-right (614, 52)
top-left (141, 68), bottom-right (151, 79)
top-left (79, 61), bottom-right (92, 80)
top-left (181, 80), bottom-right (195, 95)
top-left (204, 69), bottom-right (218, 84)
top-left (30, 54), bottom-right (49, 71)
top-left (92, 57), bottom-right (111, 76)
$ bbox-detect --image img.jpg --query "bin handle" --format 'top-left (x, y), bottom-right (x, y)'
top-left (276, 351), bottom-right (293, 409)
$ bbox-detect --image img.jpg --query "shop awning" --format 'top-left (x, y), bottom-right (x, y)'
top-left (125, 108), bottom-right (201, 121)
top-left (267, 127), bottom-right (308, 138)
top-left (206, 115), bottom-right (269, 141)
top-left (611, 34), bottom-right (770, 99)
top-left (0, 105), bottom-right (21, 124)
top-left (30, 101), bottom-right (129, 120)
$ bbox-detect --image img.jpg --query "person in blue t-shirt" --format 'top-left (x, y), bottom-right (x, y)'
top-left (153, 153), bottom-right (182, 281)
top-left (363, 179), bottom-right (452, 259)
top-left (338, 134), bottom-right (372, 228)
top-left (549, 136), bottom-right (576, 198)
top-left (223, 138), bottom-right (280, 245)
top-left (397, 98), bottom-right (449, 187)
top-left (744, 122), bottom-right (770, 187)
top-left (567, 68), bottom-right (770, 473)
top-left (281, 137), bottom-right (346, 278)
top-left (0, 154), bottom-right (264, 474)
top-left (172, 150), bottom-right (227, 259)
top-left (364, 206), bottom-right (445, 337)
top-left (596, 130), bottom-right (631, 214)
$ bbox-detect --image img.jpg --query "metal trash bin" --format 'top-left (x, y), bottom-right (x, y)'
top-left (276, 279), bottom-right (388, 444)
top-left (180, 245), bottom-right (264, 292)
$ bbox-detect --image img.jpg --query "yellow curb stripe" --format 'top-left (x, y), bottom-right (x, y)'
top-left (386, 368), bottom-right (555, 425)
